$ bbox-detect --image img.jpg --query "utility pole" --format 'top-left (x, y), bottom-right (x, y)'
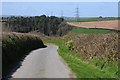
top-left (51, 11), bottom-right (53, 16)
top-left (61, 10), bottom-right (63, 18)
top-left (75, 6), bottom-right (79, 22)
top-left (47, 13), bottom-right (49, 16)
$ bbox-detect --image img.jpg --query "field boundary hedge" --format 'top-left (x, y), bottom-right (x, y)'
top-left (2, 32), bottom-right (45, 78)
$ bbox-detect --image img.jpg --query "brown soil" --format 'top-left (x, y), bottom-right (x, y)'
top-left (67, 20), bottom-right (119, 30)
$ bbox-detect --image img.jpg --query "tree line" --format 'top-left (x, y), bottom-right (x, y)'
top-left (2, 15), bottom-right (66, 36)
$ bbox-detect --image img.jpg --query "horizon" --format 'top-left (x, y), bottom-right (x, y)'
top-left (2, 2), bottom-right (118, 17)
top-left (1, 15), bottom-right (119, 18)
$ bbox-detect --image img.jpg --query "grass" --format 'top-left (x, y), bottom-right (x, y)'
top-left (65, 17), bottom-right (118, 22)
top-left (70, 28), bottom-right (113, 34)
top-left (45, 39), bottom-right (118, 78)
top-left (58, 46), bottom-right (112, 78)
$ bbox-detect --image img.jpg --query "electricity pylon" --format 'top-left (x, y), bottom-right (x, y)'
top-left (75, 6), bottom-right (79, 22)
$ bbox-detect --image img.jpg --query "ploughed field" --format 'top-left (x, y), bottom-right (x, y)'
top-left (67, 20), bottom-right (119, 30)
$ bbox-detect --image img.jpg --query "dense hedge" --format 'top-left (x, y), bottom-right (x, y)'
top-left (64, 32), bottom-right (118, 62)
top-left (2, 32), bottom-right (45, 78)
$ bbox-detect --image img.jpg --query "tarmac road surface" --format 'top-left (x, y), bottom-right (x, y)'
top-left (12, 44), bottom-right (74, 78)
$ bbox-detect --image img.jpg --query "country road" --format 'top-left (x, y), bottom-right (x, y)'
top-left (12, 44), bottom-right (74, 78)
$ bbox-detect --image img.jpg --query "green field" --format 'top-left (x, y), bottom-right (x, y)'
top-left (65, 17), bottom-right (118, 22)
top-left (70, 27), bottom-right (113, 34)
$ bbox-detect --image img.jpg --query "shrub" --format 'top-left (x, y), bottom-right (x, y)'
top-left (66, 40), bottom-right (73, 50)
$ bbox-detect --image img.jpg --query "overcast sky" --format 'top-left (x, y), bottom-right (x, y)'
top-left (2, 2), bottom-right (118, 17)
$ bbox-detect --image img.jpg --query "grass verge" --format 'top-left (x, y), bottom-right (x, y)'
top-left (44, 38), bottom-right (118, 78)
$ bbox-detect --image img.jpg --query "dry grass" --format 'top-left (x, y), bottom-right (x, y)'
top-left (64, 32), bottom-right (118, 62)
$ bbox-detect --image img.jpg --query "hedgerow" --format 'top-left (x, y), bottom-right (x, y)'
top-left (2, 32), bottom-right (45, 78)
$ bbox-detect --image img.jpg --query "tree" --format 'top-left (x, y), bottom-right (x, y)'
top-left (3, 15), bottom-right (64, 35)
